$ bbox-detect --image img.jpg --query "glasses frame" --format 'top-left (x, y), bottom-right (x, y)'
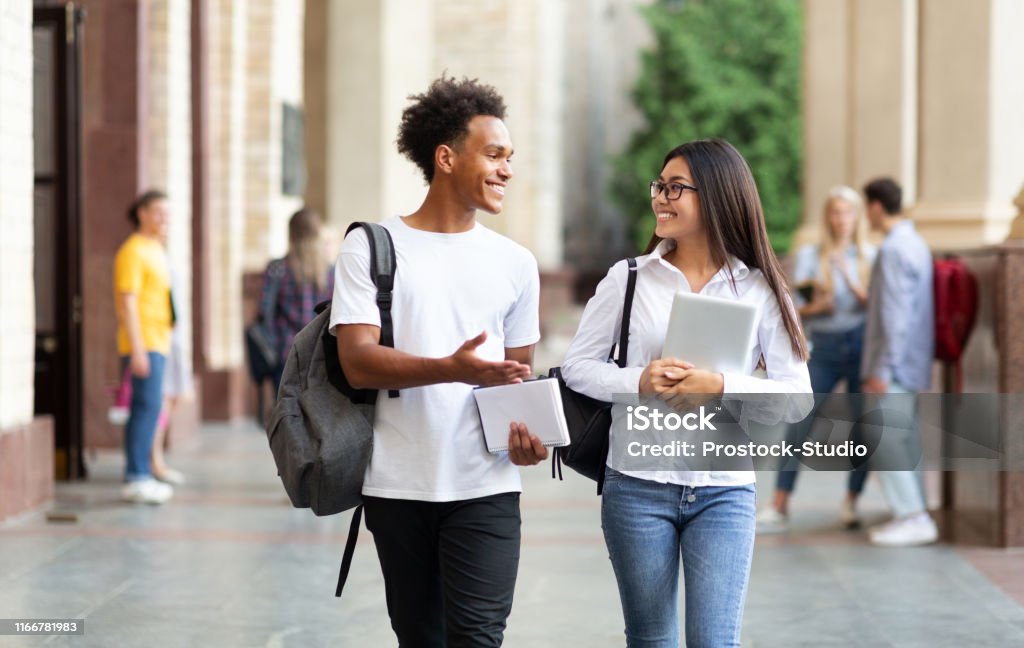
top-left (650, 180), bottom-right (698, 201)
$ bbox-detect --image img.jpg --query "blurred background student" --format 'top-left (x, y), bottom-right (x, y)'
top-left (114, 190), bottom-right (175, 505)
top-left (860, 177), bottom-right (937, 547)
top-left (258, 208), bottom-right (335, 392)
top-left (758, 185), bottom-right (876, 533)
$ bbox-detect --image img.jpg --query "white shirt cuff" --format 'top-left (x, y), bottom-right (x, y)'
top-left (610, 367), bottom-right (645, 405)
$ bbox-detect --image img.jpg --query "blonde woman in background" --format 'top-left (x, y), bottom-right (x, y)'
top-left (258, 208), bottom-right (335, 391)
top-left (757, 185), bottom-right (877, 533)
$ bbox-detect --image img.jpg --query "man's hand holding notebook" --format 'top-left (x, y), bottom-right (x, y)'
top-left (473, 378), bottom-right (570, 462)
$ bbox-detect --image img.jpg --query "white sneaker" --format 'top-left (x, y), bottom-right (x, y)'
top-left (121, 479), bottom-right (174, 505)
top-left (840, 498), bottom-right (860, 529)
top-left (869, 514), bottom-right (938, 547)
top-left (756, 507), bottom-right (788, 534)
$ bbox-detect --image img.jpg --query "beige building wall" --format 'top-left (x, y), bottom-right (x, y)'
top-left (431, 0), bottom-right (567, 269)
top-left (302, 0), bottom-right (328, 219)
top-left (0, 0), bottom-right (35, 430)
top-left (206, 0), bottom-right (247, 369)
top-left (561, 0), bottom-right (652, 269)
top-left (308, 0), bottom-right (658, 271)
top-left (322, 0), bottom-right (433, 235)
top-left (802, 0), bottom-right (1024, 250)
top-left (243, 0), bottom-right (304, 270)
top-left (799, 0), bottom-right (917, 248)
top-left (913, 0), bottom-right (1024, 247)
top-left (146, 0), bottom-right (193, 375)
top-left (316, 0), bottom-right (569, 269)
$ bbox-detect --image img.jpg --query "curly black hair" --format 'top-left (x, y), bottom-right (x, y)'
top-left (397, 75), bottom-right (507, 184)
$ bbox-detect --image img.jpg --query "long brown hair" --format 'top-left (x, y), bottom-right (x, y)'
top-left (286, 208), bottom-right (328, 292)
top-left (643, 139), bottom-right (808, 360)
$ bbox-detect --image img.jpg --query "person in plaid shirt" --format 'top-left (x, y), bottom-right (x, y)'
top-left (259, 208), bottom-right (335, 390)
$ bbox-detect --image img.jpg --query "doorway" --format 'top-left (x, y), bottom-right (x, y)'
top-left (33, 3), bottom-right (85, 480)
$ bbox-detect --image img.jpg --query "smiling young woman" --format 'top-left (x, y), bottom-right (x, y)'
top-left (562, 138), bottom-right (811, 647)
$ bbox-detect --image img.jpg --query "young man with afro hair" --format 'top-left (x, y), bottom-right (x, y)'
top-left (330, 75), bottom-right (548, 646)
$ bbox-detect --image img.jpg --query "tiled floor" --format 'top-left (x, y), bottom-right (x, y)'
top-left (2, 422), bottom-right (1023, 647)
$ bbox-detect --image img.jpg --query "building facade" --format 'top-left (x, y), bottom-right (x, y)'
top-left (2, 0), bottom-right (1023, 529)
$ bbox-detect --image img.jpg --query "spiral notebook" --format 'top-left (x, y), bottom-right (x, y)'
top-left (472, 378), bottom-right (571, 454)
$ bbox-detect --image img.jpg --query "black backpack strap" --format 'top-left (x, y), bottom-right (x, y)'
top-left (597, 257), bottom-right (639, 497)
top-left (616, 258), bottom-right (639, 369)
top-left (345, 222), bottom-right (399, 398)
top-left (335, 504), bottom-right (363, 597)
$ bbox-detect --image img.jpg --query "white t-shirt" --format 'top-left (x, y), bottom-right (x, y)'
top-left (329, 216), bottom-right (541, 502)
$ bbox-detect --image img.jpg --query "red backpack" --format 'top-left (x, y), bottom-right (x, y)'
top-left (933, 256), bottom-right (979, 391)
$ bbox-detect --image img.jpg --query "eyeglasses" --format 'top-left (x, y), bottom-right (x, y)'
top-left (650, 180), bottom-right (698, 201)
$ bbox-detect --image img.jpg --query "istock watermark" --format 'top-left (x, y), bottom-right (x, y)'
top-left (606, 392), bottom-right (1024, 473)
top-left (626, 405), bottom-right (718, 431)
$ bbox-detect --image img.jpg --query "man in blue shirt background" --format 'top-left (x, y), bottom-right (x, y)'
top-left (860, 177), bottom-right (938, 547)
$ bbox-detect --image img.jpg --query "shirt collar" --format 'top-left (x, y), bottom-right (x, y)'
top-left (641, 238), bottom-right (751, 281)
top-left (889, 219), bottom-right (915, 237)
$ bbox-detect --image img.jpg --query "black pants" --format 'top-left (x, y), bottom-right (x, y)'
top-left (362, 492), bottom-right (521, 648)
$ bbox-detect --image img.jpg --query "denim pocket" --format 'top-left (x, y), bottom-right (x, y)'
top-left (603, 466), bottom-right (624, 482)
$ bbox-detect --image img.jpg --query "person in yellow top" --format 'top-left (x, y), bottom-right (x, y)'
top-left (113, 189), bottom-right (175, 504)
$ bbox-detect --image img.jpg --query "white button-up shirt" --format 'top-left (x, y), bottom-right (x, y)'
top-left (562, 238), bottom-right (812, 486)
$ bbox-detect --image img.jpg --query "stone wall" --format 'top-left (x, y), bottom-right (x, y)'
top-left (0, 0), bottom-right (35, 431)
top-left (0, 0), bottom-right (54, 523)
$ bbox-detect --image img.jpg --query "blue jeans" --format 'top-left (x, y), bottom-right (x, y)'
top-left (777, 326), bottom-right (868, 494)
top-left (601, 468), bottom-right (756, 648)
top-left (122, 352), bottom-right (166, 482)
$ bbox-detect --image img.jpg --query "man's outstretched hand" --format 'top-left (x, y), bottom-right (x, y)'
top-left (446, 331), bottom-right (532, 386)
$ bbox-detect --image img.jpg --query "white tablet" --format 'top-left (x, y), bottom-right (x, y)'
top-left (661, 291), bottom-right (758, 374)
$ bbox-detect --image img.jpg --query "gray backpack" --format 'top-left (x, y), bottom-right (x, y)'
top-left (266, 221), bottom-right (397, 597)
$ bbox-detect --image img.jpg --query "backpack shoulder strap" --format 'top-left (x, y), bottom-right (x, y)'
top-left (261, 259), bottom-right (285, 325)
top-left (345, 222), bottom-right (399, 398)
top-left (595, 257), bottom-right (638, 497)
top-left (614, 257), bottom-right (639, 368)
top-left (335, 504), bottom-right (363, 597)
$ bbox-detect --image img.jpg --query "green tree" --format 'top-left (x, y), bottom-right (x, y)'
top-left (611, 0), bottom-right (803, 253)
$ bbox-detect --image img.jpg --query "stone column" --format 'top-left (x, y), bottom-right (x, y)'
top-left (79, 0), bottom-right (152, 447)
top-left (0, 0), bottom-right (36, 433)
top-left (913, 0), bottom-right (1024, 249)
top-left (145, 0), bottom-right (197, 440)
top-left (302, 0), bottom-right (328, 219)
top-left (243, 0), bottom-right (304, 270)
top-left (798, 0), bottom-right (917, 248)
top-left (431, 0), bottom-right (567, 270)
top-left (321, 0), bottom-right (433, 234)
top-left (797, 0), bottom-right (850, 248)
top-left (199, 0), bottom-right (248, 418)
top-left (0, 0), bottom-right (54, 522)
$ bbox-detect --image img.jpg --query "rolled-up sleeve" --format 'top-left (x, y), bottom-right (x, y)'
top-left (329, 228), bottom-right (380, 334)
top-left (503, 254), bottom-right (541, 348)
top-left (721, 292), bottom-right (812, 424)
